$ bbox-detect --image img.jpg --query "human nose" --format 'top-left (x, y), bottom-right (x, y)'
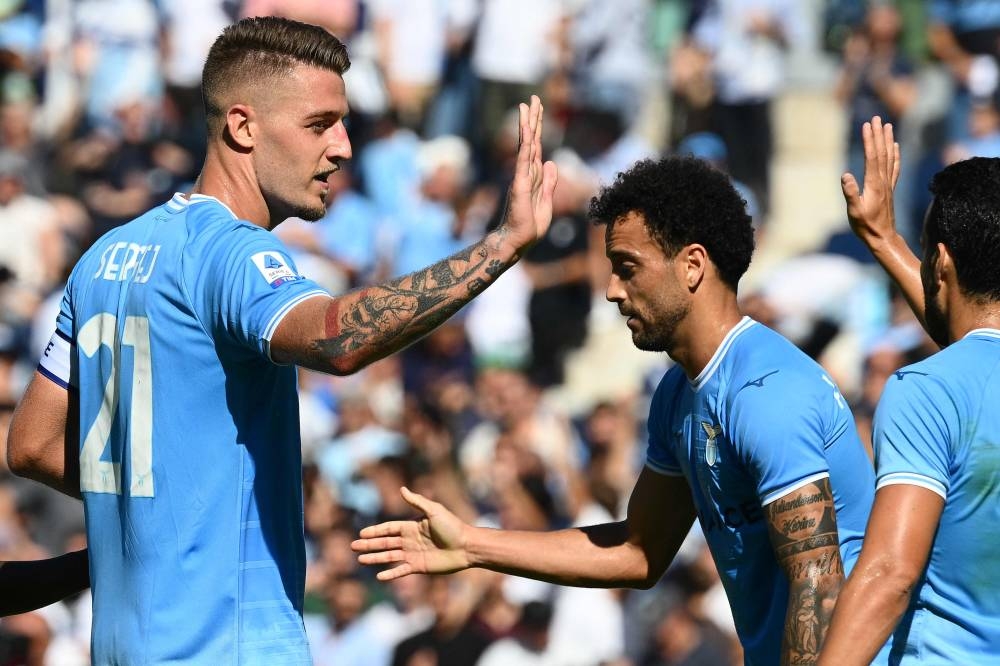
top-left (328, 123), bottom-right (352, 162)
top-left (606, 274), bottom-right (625, 303)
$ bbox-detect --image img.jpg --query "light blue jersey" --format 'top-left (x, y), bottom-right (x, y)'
top-left (45, 194), bottom-right (328, 664)
top-left (873, 329), bottom-right (1000, 664)
top-left (646, 317), bottom-right (876, 666)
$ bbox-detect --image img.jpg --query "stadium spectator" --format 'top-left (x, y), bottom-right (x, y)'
top-left (6, 16), bottom-right (556, 664)
top-left (354, 156), bottom-right (877, 665)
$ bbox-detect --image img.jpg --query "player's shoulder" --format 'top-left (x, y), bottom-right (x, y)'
top-left (880, 341), bottom-right (984, 410)
top-left (724, 320), bottom-right (826, 397)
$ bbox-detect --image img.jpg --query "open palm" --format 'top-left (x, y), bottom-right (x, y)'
top-left (352, 487), bottom-right (472, 581)
top-left (499, 95), bottom-right (559, 254)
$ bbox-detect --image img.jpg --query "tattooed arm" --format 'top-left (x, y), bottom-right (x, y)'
top-left (765, 478), bottom-right (845, 665)
top-left (817, 485), bottom-right (943, 666)
top-left (270, 96), bottom-right (557, 374)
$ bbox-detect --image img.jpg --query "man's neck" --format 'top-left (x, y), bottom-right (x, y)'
top-left (192, 150), bottom-right (271, 229)
top-left (670, 298), bottom-right (745, 381)
top-left (948, 297), bottom-right (1000, 343)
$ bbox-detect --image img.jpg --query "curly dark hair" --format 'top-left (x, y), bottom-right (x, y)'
top-left (202, 16), bottom-right (351, 135)
top-left (926, 157), bottom-right (1000, 301)
top-left (588, 156), bottom-right (754, 290)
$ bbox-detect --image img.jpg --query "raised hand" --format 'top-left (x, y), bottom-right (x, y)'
top-left (497, 95), bottom-right (559, 256)
top-left (841, 116), bottom-right (901, 246)
top-left (351, 487), bottom-right (472, 581)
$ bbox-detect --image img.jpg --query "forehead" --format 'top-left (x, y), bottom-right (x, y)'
top-left (257, 64), bottom-right (348, 116)
top-left (605, 211), bottom-right (664, 259)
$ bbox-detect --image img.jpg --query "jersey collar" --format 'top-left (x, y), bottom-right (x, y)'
top-left (690, 316), bottom-right (756, 391)
top-left (164, 192), bottom-right (239, 220)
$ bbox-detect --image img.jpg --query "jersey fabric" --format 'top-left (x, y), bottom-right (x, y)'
top-left (50, 193), bottom-right (328, 664)
top-left (873, 329), bottom-right (1000, 664)
top-left (646, 317), bottom-right (876, 666)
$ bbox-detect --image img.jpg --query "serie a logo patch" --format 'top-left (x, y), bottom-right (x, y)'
top-left (251, 251), bottom-right (301, 288)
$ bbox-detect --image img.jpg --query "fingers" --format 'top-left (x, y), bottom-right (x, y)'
top-left (841, 172), bottom-right (860, 208)
top-left (892, 142), bottom-right (901, 188)
top-left (861, 121), bottom-right (875, 185)
top-left (400, 486), bottom-right (435, 515)
top-left (883, 122), bottom-right (895, 185)
top-left (872, 116), bottom-right (888, 183)
top-left (357, 520), bottom-right (408, 540)
top-left (532, 95), bottom-right (544, 167)
top-left (357, 549), bottom-right (405, 566)
top-left (350, 535), bottom-right (403, 553)
top-left (376, 563), bottom-right (414, 582)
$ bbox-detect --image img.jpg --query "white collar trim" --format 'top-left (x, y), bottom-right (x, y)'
top-left (691, 316), bottom-right (756, 391)
top-left (164, 193), bottom-right (239, 220)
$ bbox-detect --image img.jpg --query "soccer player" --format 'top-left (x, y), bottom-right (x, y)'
top-left (4, 17), bottom-right (556, 664)
top-left (818, 120), bottom-right (1000, 664)
top-left (353, 156), bottom-right (877, 665)
top-left (0, 550), bottom-right (89, 616)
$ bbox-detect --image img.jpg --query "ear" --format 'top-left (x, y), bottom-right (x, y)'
top-left (224, 104), bottom-right (255, 150)
top-left (934, 241), bottom-right (956, 285)
top-left (679, 243), bottom-right (708, 291)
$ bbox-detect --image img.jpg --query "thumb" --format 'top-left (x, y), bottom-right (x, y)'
top-left (841, 173), bottom-right (860, 206)
top-left (400, 486), bottom-right (434, 516)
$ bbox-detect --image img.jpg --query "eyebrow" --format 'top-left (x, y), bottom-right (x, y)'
top-left (303, 110), bottom-right (348, 122)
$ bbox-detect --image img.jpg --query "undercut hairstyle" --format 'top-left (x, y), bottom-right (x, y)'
top-left (202, 16), bottom-right (351, 134)
top-left (589, 156), bottom-right (754, 290)
top-left (926, 157), bottom-right (1000, 301)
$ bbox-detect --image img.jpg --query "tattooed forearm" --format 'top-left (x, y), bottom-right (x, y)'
top-left (765, 478), bottom-right (845, 665)
top-left (308, 232), bottom-right (512, 369)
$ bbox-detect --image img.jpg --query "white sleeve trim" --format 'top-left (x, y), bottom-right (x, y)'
top-left (645, 460), bottom-right (685, 477)
top-left (761, 471), bottom-right (831, 506)
top-left (37, 329), bottom-right (73, 389)
top-left (877, 472), bottom-right (948, 500)
top-left (262, 289), bottom-right (330, 363)
top-left (262, 289), bottom-right (329, 342)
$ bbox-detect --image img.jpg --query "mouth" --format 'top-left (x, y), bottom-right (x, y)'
top-left (313, 165), bottom-right (339, 184)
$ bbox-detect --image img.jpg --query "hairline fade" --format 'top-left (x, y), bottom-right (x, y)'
top-left (202, 16), bottom-right (351, 134)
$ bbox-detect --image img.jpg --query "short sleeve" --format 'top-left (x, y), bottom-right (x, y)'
top-left (872, 371), bottom-right (956, 499)
top-left (729, 372), bottom-right (832, 506)
top-left (37, 273), bottom-right (78, 389)
top-left (200, 226), bottom-right (329, 361)
top-left (645, 373), bottom-right (684, 476)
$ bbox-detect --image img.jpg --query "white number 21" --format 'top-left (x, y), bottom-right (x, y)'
top-left (78, 313), bottom-right (154, 497)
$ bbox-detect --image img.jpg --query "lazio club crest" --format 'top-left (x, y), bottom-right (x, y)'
top-left (701, 422), bottom-right (722, 467)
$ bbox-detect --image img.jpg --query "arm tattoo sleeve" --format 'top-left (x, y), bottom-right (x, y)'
top-left (765, 477), bottom-right (844, 665)
top-left (308, 232), bottom-right (509, 371)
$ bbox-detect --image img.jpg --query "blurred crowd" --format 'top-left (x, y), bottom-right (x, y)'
top-left (0, 0), bottom-right (996, 664)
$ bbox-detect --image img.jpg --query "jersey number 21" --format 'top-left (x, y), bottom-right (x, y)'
top-left (78, 313), bottom-right (154, 498)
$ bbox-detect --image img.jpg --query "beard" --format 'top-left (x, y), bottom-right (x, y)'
top-left (923, 281), bottom-right (950, 347)
top-left (629, 301), bottom-right (690, 352)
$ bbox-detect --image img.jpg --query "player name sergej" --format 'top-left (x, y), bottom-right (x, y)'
top-left (92, 241), bottom-right (162, 283)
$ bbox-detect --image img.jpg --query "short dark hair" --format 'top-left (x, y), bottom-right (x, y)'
top-left (588, 156), bottom-right (754, 290)
top-left (926, 157), bottom-right (1000, 301)
top-left (202, 16), bottom-right (351, 133)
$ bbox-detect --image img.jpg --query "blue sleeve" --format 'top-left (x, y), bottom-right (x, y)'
top-left (729, 372), bottom-right (834, 506)
top-left (872, 371), bottom-right (956, 499)
top-left (199, 225), bottom-right (329, 360)
top-left (37, 279), bottom-right (77, 389)
top-left (645, 374), bottom-right (684, 476)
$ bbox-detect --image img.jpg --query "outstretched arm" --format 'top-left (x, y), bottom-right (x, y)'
top-left (764, 478), bottom-right (845, 665)
top-left (352, 467), bottom-right (696, 589)
top-left (818, 485), bottom-right (942, 666)
top-left (0, 549), bottom-right (90, 616)
top-left (842, 116), bottom-right (926, 328)
top-left (271, 96), bottom-right (558, 375)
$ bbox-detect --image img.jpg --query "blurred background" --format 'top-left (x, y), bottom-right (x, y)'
top-left (0, 0), bottom-right (992, 664)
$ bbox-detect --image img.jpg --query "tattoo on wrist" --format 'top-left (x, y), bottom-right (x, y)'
top-left (310, 238), bottom-right (509, 360)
